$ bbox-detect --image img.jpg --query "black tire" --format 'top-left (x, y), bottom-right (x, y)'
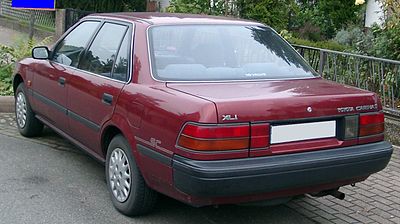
top-left (15, 83), bottom-right (43, 137)
top-left (106, 135), bottom-right (158, 216)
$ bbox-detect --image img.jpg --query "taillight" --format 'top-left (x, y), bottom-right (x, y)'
top-left (359, 112), bottom-right (384, 137)
top-left (181, 124), bottom-right (249, 138)
top-left (178, 124), bottom-right (250, 151)
top-left (177, 123), bottom-right (270, 151)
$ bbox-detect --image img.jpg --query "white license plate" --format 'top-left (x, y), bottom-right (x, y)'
top-left (270, 121), bottom-right (336, 144)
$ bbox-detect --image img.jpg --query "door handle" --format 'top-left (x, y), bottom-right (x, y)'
top-left (102, 93), bottom-right (113, 106)
top-left (58, 77), bottom-right (66, 86)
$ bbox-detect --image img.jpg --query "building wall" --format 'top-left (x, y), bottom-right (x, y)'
top-left (365, 0), bottom-right (384, 27)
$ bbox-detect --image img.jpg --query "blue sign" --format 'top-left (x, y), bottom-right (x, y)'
top-left (12, 0), bottom-right (55, 10)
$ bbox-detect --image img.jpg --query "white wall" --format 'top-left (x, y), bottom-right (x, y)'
top-left (365, 0), bottom-right (384, 27)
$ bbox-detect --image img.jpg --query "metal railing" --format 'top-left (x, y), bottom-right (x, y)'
top-left (293, 44), bottom-right (400, 113)
top-left (0, 0), bottom-right (55, 30)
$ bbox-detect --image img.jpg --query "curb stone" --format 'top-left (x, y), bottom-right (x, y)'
top-left (0, 96), bottom-right (14, 113)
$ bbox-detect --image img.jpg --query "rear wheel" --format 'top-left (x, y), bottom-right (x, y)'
top-left (15, 83), bottom-right (43, 137)
top-left (105, 135), bottom-right (158, 216)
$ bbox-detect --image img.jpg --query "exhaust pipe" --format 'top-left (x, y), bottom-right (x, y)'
top-left (329, 190), bottom-right (345, 200)
top-left (310, 188), bottom-right (345, 200)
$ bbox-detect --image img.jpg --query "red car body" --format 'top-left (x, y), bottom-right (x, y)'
top-left (14, 13), bottom-right (392, 208)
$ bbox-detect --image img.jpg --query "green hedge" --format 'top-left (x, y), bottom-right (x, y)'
top-left (288, 37), bottom-right (349, 52)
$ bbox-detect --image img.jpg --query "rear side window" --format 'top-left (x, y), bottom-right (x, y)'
top-left (79, 23), bottom-right (128, 78)
top-left (149, 25), bottom-right (317, 81)
top-left (113, 32), bottom-right (130, 82)
top-left (52, 21), bottom-right (100, 67)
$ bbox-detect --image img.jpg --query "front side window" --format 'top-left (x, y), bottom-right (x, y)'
top-left (149, 25), bottom-right (318, 81)
top-left (52, 21), bottom-right (100, 67)
top-left (79, 23), bottom-right (128, 78)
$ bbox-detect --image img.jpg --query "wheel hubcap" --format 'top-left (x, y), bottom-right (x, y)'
top-left (16, 92), bottom-right (27, 128)
top-left (109, 148), bottom-right (131, 202)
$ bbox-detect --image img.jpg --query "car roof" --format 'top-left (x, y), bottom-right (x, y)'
top-left (89, 12), bottom-right (263, 26)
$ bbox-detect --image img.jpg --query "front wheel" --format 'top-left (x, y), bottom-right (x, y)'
top-left (15, 83), bottom-right (43, 137)
top-left (105, 135), bottom-right (158, 216)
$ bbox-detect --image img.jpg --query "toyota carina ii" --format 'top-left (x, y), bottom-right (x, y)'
top-left (13, 13), bottom-right (393, 216)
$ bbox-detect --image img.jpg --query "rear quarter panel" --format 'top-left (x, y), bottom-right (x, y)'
top-left (113, 83), bottom-right (217, 197)
top-left (115, 83), bottom-right (218, 156)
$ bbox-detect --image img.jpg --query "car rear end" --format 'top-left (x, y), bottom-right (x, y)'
top-left (172, 111), bottom-right (391, 200)
top-left (168, 83), bottom-right (392, 205)
top-left (148, 23), bottom-right (393, 206)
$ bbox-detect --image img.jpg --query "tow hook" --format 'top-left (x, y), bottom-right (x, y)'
top-left (309, 188), bottom-right (346, 200)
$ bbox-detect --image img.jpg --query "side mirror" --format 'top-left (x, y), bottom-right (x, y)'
top-left (32, 46), bottom-right (50, 60)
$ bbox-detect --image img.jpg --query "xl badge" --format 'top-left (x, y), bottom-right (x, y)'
top-left (222, 114), bottom-right (238, 121)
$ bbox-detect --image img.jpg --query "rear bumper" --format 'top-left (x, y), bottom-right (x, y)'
top-left (172, 141), bottom-right (393, 197)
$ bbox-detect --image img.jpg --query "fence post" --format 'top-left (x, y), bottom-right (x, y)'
top-left (55, 9), bottom-right (66, 39)
top-left (29, 11), bottom-right (36, 40)
top-left (319, 51), bottom-right (326, 77)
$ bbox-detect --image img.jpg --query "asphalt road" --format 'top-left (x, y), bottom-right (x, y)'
top-left (0, 134), bottom-right (313, 224)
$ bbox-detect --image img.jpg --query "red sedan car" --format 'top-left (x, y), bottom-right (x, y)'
top-left (14, 13), bottom-right (392, 216)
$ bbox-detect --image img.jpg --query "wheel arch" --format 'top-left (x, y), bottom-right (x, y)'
top-left (101, 113), bottom-right (146, 178)
top-left (13, 74), bottom-right (24, 94)
top-left (101, 125), bottom-right (125, 159)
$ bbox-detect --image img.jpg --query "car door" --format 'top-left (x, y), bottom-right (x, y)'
top-left (31, 20), bottom-right (101, 131)
top-left (67, 21), bottom-right (132, 155)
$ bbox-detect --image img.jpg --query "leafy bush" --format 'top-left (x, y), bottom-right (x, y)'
top-left (290, 38), bottom-right (349, 52)
top-left (0, 68), bottom-right (13, 96)
top-left (374, 0), bottom-right (400, 60)
top-left (0, 37), bottom-right (52, 96)
top-left (167, 0), bottom-right (226, 15)
top-left (334, 1), bottom-right (400, 61)
top-left (296, 22), bottom-right (323, 41)
top-left (237, 0), bottom-right (296, 31)
top-left (334, 27), bottom-right (364, 46)
top-left (279, 30), bottom-right (348, 52)
top-left (168, 0), bottom-right (297, 32)
top-left (334, 26), bottom-right (374, 55)
top-left (292, 0), bottom-right (364, 39)
top-left (0, 45), bottom-right (16, 96)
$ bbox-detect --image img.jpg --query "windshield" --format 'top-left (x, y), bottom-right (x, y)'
top-left (149, 25), bottom-right (318, 81)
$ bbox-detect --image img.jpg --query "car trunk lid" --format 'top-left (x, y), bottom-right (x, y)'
top-left (167, 78), bottom-right (381, 124)
top-left (169, 78), bottom-right (383, 157)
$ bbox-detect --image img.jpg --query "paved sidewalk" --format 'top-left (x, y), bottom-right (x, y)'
top-left (0, 113), bottom-right (398, 224)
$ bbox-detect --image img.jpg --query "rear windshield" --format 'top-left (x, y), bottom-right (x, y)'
top-left (148, 25), bottom-right (317, 81)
